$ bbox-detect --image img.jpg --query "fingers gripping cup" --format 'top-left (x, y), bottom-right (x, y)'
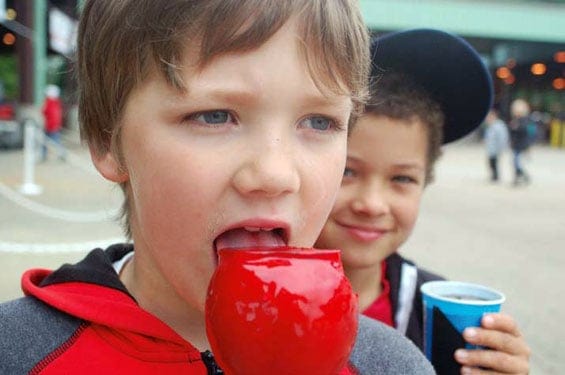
top-left (421, 281), bottom-right (505, 372)
top-left (205, 247), bottom-right (358, 375)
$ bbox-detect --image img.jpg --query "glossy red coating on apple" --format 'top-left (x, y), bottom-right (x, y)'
top-left (205, 247), bottom-right (359, 375)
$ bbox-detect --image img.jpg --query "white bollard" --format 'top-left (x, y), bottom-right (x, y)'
top-left (19, 119), bottom-right (43, 196)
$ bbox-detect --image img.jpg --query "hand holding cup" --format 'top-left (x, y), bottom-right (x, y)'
top-left (421, 280), bottom-right (505, 372)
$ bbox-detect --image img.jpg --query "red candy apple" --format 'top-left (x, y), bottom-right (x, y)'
top-left (205, 247), bottom-right (358, 375)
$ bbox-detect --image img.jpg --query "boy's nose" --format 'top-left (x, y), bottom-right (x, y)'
top-left (232, 137), bottom-right (300, 197)
top-left (350, 183), bottom-right (389, 217)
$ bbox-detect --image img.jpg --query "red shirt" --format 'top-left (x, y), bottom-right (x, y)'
top-left (361, 261), bottom-right (394, 327)
top-left (42, 97), bottom-right (63, 133)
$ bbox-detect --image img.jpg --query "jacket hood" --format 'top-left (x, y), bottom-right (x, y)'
top-left (21, 245), bottom-right (186, 346)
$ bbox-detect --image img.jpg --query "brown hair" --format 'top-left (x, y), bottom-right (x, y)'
top-left (77, 0), bottom-right (370, 238)
top-left (365, 72), bottom-right (444, 184)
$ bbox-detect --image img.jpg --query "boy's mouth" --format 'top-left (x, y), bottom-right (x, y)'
top-left (214, 227), bottom-right (287, 253)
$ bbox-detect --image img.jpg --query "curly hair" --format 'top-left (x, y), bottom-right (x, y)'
top-left (364, 71), bottom-right (445, 184)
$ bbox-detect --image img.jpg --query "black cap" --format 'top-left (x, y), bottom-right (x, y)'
top-left (371, 29), bottom-right (493, 144)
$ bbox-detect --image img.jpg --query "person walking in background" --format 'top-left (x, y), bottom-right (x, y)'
top-left (509, 98), bottom-right (532, 186)
top-left (484, 108), bottom-right (509, 183)
top-left (41, 84), bottom-right (66, 161)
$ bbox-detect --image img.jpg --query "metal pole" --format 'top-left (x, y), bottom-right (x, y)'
top-left (33, 0), bottom-right (47, 107)
top-left (19, 119), bottom-right (43, 196)
top-left (0, 0), bottom-right (6, 21)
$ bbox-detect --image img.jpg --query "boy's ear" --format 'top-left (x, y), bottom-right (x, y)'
top-left (90, 147), bottom-right (129, 183)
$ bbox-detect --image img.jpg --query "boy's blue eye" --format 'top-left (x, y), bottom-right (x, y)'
top-left (343, 167), bottom-right (355, 177)
top-left (302, 116), bottom-right (335, 131)
top-left (189, 110), bottom-right (234, 125)
top-left (392, 175), bottom-right (418, 184)
top-left (201, 111), bottom-right (229, 124)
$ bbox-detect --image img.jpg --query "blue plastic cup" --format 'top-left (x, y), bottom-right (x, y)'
top-left (421, 280), bottom-right (505, 361)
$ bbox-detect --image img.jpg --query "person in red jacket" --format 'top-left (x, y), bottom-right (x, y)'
top-left (41, 84), bottom-right (66, 161)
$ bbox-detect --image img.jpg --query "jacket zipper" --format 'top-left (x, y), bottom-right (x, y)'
top-left (201, 350), bottom-right (224, 375)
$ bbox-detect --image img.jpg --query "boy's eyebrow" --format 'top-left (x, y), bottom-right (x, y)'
top-left (389, 160), bottom-right (427, 173)
top-left (199, 87), bottom-right (259, 106)
top-left (165, 78), bottom-right (352, 109)
top-left (158, 88), bottom-right (256, 112)
top-left (346, 155), bottom-right (363, 164)
top-left (346, 155), bottom-right (425, 171)
top-left (199, 87), bottom-right (351, 109)
top-left (393, 163), bottom-right (425, 171)
top-left (299, 93), bottom-right (353, 111)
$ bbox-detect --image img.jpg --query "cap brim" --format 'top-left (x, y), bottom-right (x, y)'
top-left (371, 29), bottom-right (493, 144)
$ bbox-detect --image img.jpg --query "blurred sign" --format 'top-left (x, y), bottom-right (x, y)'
top-left (0, 0), bottom-right (5, 22)
top-left (49, 8), bottom-right (77, 55)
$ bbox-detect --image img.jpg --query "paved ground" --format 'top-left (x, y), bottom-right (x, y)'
top-left (401, 141), bottom-right (565, 375)
top-left (1, 133), bottom-right (564, 374)
top-left (0, 130), bottom-right (124, 297)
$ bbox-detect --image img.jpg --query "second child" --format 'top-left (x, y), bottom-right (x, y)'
top-left (316, 29), bottom-right (531, 374)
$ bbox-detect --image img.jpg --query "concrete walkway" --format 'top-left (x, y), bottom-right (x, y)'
top-left (1, 135), bottom-right (564, 374)
top-left (401, 141), bottom-right (565, 375)
top-left (0, 131), bottom-right (124, 299)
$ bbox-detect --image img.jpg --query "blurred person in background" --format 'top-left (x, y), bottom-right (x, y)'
top-left (484, 108), bottom-right (509, 183)
top-left (41, 84), bottom-right (66, 161)
top-left (509, 98), bottom-right (532, 186)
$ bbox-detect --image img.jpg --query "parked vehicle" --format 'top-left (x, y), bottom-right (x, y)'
top-left (0, 102), bottom-right (23, 149)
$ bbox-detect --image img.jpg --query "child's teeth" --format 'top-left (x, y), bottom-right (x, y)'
top-left (215, 228), bottom-right (285, 251)
top-left (244, 227), bottom-right (272, 232)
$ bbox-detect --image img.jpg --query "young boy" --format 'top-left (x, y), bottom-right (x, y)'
top-left (316, 29), bottom-right (531, 374)
top-left (0, 1), bottom-right (435, 374)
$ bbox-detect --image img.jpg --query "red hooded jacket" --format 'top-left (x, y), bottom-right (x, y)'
top-left (42, 97), bottom-right (63, 133)
top-left (1, 246), bottom-right (364, 374)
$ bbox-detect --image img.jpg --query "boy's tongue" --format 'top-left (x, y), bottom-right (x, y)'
top-left (215, 228), bottom-right (285, 251)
